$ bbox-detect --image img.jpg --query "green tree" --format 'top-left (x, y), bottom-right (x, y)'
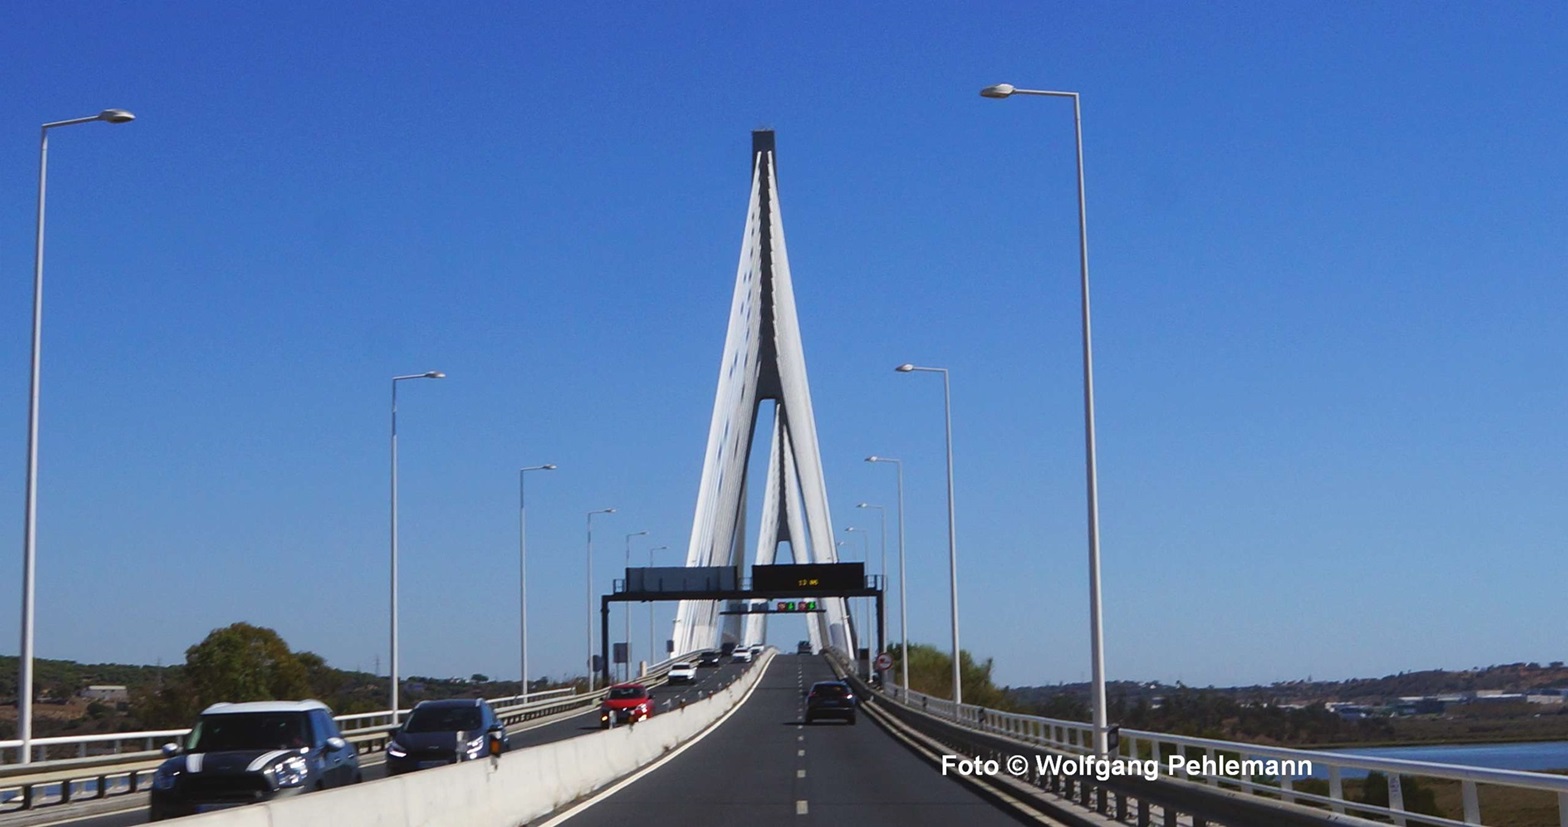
top-left (182, 623), bottom-right (309, 707)
top-left (892, 643), bottom-right (1017, 710)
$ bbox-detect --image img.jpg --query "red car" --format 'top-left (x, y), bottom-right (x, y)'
top-left (600, 683), bottom-right (654, 728)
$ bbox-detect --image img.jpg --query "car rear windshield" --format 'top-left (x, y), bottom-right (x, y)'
top-left (405, 706), bottom-right (483, 732)
top-left (608, 687), bottom-right (647, 700)
top-left (812, 684), bottom-right (849, 696)
top-left (190, 713), bottom-right (310, 753)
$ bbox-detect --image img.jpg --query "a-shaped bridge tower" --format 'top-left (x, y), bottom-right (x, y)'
top-left (672, 131), bottom-right (854, 658)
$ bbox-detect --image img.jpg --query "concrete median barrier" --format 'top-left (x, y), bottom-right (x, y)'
top-left (171, 651), bottom-right (774, 826)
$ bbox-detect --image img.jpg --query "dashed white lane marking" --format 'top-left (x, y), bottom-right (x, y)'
top-left (797, 735), bottom-right (804, 741)
top-left (796, 769), bottom-right (806, 778)
top-left (797, 749), bottom-right (805, 757)
top-left (796, 800), bottom-right (809, 815)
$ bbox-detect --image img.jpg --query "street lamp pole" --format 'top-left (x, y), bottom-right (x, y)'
top-left (845, 526), bottom-right (870, 673)
top-left (585, 508), bottom-right (615, 691)
top-left (624, 530), bottom-right (648, 679)
top-left (390, 371), bottom-right (445, 720)
top-left (18, 108), bottom-right (135, 764)
top-left (896, 363), bottom-right (963, 705)
top-left (835, 540), bottom-right (857, 664)
top-left (647, 545), bottom-right (669, 664)
top-left (865, 457), bottom-right (908, 696)
top-left (856, 503), bottom-right (887, 663)
top-left (981, 82), bottom-right (1108, 755)
top-left (518, 464), bottom-right (556, 701)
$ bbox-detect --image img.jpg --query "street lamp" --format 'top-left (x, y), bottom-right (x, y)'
top-left (585, 508), bottom-right (615, 690)
top-left (845, 526), bottom-right (871, 675)
top-left (981, 82), bottom-right (1108, 755)
top-left (835, 539), bottom-right (857, 662)
top-left (518, 464), bottom-right (556, 700)
top-left (390, 371), bottom-right (445, 719)
top-left (856, 503), bottom-right (887, 671)
top-left (865, 456), bottom-right (909, 697)
top-left (895, 363), bottom-right (963, 705)
top-left (647, 545), bottom-right (670, 665)
top-left (624, 530), bottom-right (648, 679)
top-left (18, 107), bottom-right (135, 764)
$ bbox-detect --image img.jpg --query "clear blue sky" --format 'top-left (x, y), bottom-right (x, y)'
top-left (1, 3), bottom-right (1562, 690)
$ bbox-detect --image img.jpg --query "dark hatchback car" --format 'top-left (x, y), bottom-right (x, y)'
top-left (804, 681), bottom-right (857, 725)
top-left (696, 650), bottom-right (723, 667)
top-left (149, 700), bottom-right (360, 821)
top-left (386, 698), bottom-right (509, 775)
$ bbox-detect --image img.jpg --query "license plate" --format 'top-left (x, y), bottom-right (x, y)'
top-left (417, 760), bottom-right (448, 768)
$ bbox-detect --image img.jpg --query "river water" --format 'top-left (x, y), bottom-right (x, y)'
top-left (1307, 740), bottom-right (1568, 778)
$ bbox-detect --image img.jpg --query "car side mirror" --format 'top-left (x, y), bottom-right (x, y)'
top-left (161, 743), bottom-right (181, 758)
top-left (325, 736), bottom-right (348, 751)
top-left (487, 722), bottom-right (505, 733)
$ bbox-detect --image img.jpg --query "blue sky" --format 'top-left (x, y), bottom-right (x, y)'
top-left (0, 3), bottom-right (1563, 689)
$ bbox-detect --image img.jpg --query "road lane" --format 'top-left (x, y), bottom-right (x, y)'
top-left (557, 654), bottom-right (1026, 827)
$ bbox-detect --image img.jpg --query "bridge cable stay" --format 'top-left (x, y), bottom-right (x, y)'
top-left (674, 130), bottom-right (850, 657)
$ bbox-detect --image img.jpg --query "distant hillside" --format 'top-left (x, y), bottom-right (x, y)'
top-left (1007, 661), bottom-right (1568, 708)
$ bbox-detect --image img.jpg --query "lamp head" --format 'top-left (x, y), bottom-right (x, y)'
top-left (542, 464), bottom-right (557, 470)
top-left (424, 371), bottom-right (446, 379)
top-left (895, 364), bottom-right (914, 372)
top-left (979, 84), bottom-right (1015, 99)
top-left (98, 109), bottom-right (136, 123)
top-left (856, 502), bottom-right (870, 508)
top-left (865, 456), bottom-right (879, 462)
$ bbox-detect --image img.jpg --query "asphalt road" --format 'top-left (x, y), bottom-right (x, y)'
top-left (2, 660), bottom-right (749, 827)
top-left (556, 654), bottom-right (1027, 827)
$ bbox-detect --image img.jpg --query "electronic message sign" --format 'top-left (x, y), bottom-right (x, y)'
top-left (751, 563), bottom-right (864, 593)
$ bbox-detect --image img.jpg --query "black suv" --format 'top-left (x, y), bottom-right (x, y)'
top-left (149, 700), bottom-right (360, 820)
top-left (696, 650), bottom-right (723, 667)
top-left (804, 681), bottom-right (857, 725)
top-left (386, 698), bottom-right (509, 775)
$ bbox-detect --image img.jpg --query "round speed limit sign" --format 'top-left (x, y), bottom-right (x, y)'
top-left (874, 652), bottom-right (894, 671)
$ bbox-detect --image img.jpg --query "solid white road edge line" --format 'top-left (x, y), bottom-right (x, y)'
top-left (535, 657), bottom-right (775, 827)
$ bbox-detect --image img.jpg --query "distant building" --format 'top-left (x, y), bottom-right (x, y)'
top-left (1527, 688), bottom-right (1566, 705)
top-left (80, 685), bottom-right (128, 703)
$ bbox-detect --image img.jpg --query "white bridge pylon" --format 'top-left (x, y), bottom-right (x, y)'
top-left (673, 131), bottom-right (853, 658)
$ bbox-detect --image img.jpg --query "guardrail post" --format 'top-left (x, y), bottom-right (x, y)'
top-left (1163, 804), bottom-right (1177, 827)
top-left (1388, 773), bottom-right (1406, 826)
top-left (1137, 797), bottom-right (1150, 827)
top-left (1280, 773), bottom-right (1295, 804)
top-left (1115, 790), bottom-right (1126, 820)
top-left (1329, 766), bottom-right (1345, 814)
top-left (1205, 747), bottom-right (1217, 787)
top-left (1461, 780), bottom-right (1480, 823)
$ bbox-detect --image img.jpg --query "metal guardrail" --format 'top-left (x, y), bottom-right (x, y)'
top-left (882, 678), bottom-right (1568, 827)
top-left (0, 654), bottom-right (700, 812)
